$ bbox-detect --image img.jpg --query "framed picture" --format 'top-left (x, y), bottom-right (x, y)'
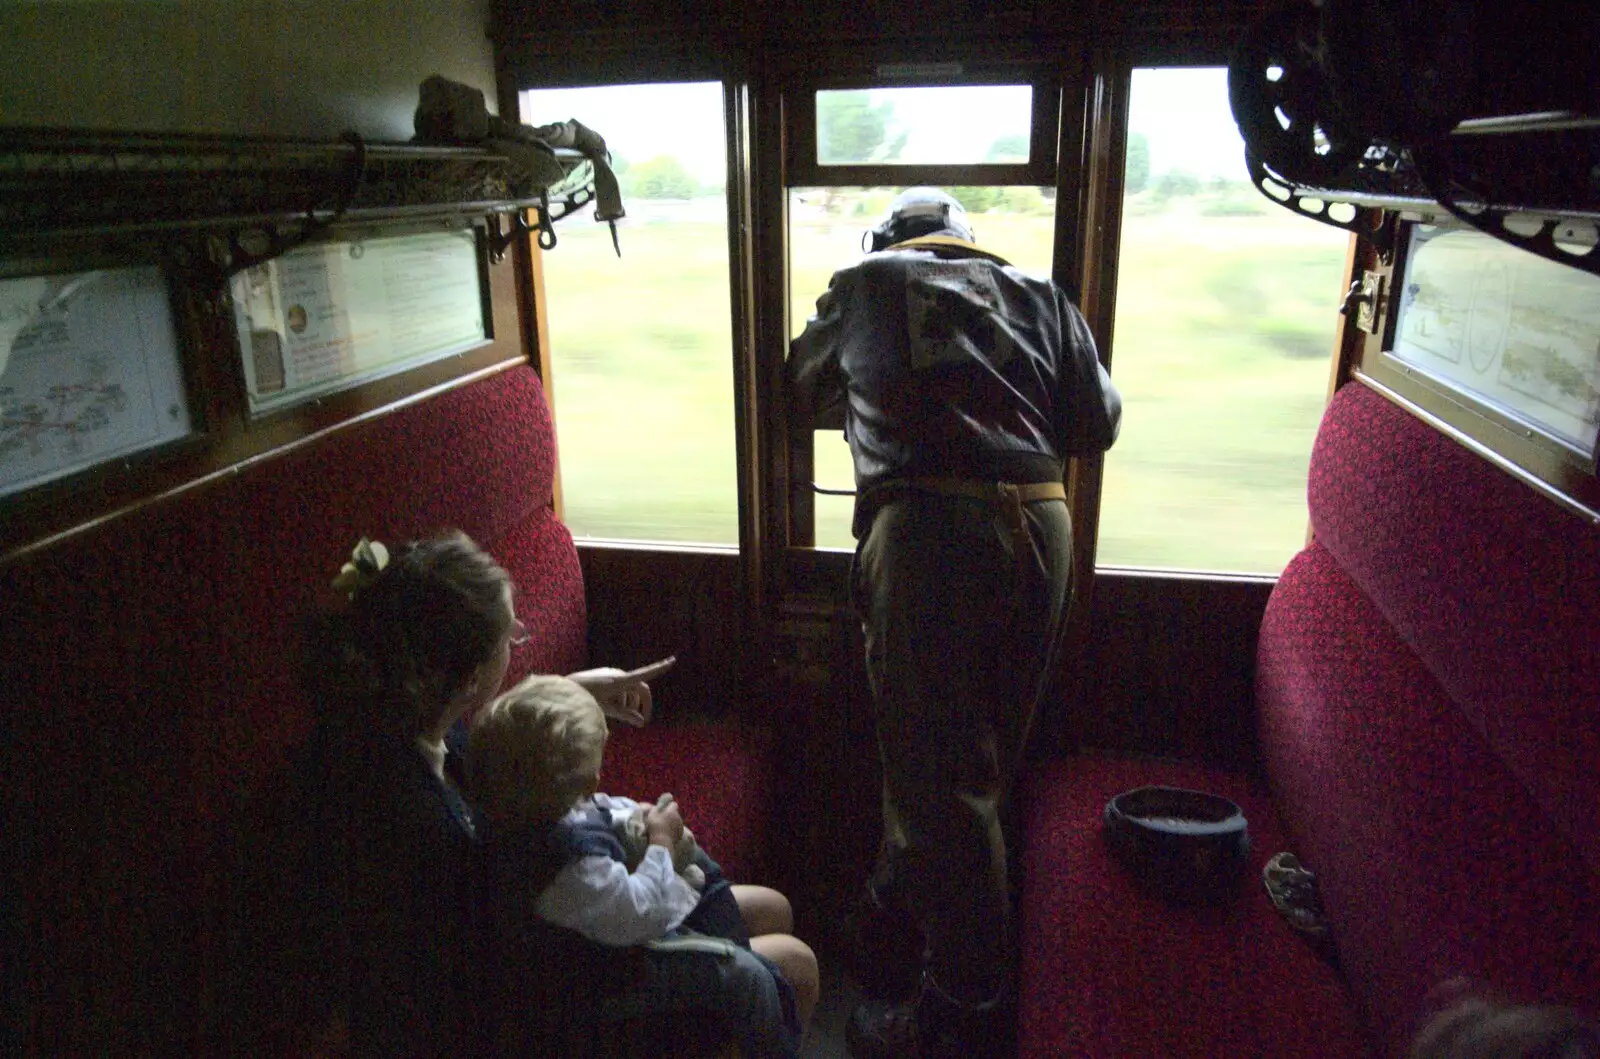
top-left (1387, 222), bottom-right (1600, 463)
top-left (229, 222), bottom-right (492, 416)
top-left (0, 264), bottom-right (193, 499)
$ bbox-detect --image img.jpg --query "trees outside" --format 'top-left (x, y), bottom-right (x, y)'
top-left (984, 133), bottom-right (1029, 163)
top-left (1125, 132), bottom-right (1151, 194)
top-left (817, 91), bottom-right (908, 164)
top-left (1153, 168), bottom-right (1202, 199)
top-left (627, 155), bottom-right (697, 199)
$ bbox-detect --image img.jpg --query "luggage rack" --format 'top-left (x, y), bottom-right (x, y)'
top-left (0, 126), bottom-right (597, 273)
top-left (1228, 2), bottom-right (1600, 276)
top-left (1243, 122), bottom-right (1600, 272)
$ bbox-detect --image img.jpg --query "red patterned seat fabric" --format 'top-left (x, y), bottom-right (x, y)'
top-left (1256, 381), bottom-right (1600, 1053)
top-left (1259, 542), bottom-right (1600, 1057)
top-left (1307, 382), bottom-right (1600, 875)
top-left (1016, 756), bottom-right (1366, 1059)
top-left (1, 364), bottom-right (772, 1054)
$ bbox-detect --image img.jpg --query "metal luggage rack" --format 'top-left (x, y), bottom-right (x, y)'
top-left (1244, 117), bottom-right (1600, 272)
top-left (0, 127), bottom-right (595, 272)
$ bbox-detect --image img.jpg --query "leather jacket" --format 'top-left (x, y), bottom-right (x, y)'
top-left (788, 236), bottom-right (1121, 528)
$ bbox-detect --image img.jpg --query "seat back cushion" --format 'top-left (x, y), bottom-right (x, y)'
top-left (1258, 539), bottom-right (1600, 1056)
top-left (1307, 382), bottom-right (1600, 875)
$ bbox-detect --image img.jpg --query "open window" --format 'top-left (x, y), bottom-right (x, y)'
top-left (782, 64), bottom-right (1066, 549)
top-left (1095, 67), bottom-right (1353, 576)
top-left (520, 81), bottom-right (739, 547)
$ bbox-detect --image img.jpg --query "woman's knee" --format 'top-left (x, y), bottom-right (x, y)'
top-left (732, 884), bottom-right (793, 936)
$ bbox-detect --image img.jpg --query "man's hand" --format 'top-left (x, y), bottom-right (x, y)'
top-left (567, 656), bottom-right (677, 727)
top-left (644, 796), bottom-right (685, 849)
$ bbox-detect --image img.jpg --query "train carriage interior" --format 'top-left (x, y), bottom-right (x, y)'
top-left (2, 1), bottom-right (1597, 1056)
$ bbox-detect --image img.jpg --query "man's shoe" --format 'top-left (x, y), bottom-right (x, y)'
top-left (843, 886), bottom-right (927, 1002)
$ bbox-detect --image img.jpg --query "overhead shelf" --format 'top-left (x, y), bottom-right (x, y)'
top-left (0, 127), bottom-right (598, 268)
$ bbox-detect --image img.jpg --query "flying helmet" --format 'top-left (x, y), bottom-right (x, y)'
top-left (866, 187), bottom-right (974, 252)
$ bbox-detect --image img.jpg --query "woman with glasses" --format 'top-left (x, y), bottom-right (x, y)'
top-left (228, 531), bottom-right (800, 1058)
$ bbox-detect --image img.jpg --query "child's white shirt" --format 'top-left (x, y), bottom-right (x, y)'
top-left (534, 793), bottom-right (702, 947)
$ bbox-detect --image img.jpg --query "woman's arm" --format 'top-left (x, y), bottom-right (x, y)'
top-left (535, 848), bottom-right (701, 947)
top-left (567, 657), bottom-right (676, 727)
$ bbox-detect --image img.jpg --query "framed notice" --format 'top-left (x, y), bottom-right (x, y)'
top-left (230, 226), bottom-right (490, 415)
top-left (0, 265), bottom-right (193, 499)
top-left (1389, 224), bottom-right (1600, 460)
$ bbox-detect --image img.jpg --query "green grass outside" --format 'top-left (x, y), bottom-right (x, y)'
top-left (541, 193), bottom-right (1350, 574)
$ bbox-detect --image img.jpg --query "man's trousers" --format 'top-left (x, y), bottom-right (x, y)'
top-left (851, 487), bottom-right (1075, 1005)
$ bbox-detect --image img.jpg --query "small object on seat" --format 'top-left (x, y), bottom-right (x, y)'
top-left (1263, 851), bottom-right (1331, 938)
top-left (1103, 786), bottom-right (1251, 903)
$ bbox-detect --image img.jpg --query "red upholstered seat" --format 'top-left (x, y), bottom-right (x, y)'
top-left (1017, 756), bottom-right (1365, 1059)
top-left (2, 364), bottom-right (774, 1054)
top-left (1307, 383), bottom-right (1600, 877)
top-left (1017, 380), bottom-right (1600, 1059)
top-left (601, 722), bottom-right (776, 884)
top-left (1259, 542), bottom-right (1600, 1057)
top-left (1255, 383), bottom-right (1600, 1054)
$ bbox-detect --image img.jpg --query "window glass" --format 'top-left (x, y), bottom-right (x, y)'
top-left (816, 86), bottom-right (1032, 166)
top-left (1, 265), bottom-right (190, 498)
top-left (520, 82), bottom-right (735, 545)
top-left (788, 186), bottom-right (1056, 548)
top-left (1097, 67), bottom-right (1350, 574)
top-left (1391, 223), bottom-right (1600, 455)
top-left (232, 228), bottom-right (485, 415)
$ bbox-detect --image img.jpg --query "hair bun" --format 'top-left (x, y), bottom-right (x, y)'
top-left (331, 537), bottom-right (391, 599)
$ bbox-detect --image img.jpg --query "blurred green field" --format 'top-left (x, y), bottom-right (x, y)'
top-left (540, 192), bottom-right (1350, 574)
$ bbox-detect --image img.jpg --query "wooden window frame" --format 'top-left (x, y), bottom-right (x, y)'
top-left (771, 44), bottom-right (1096, 565)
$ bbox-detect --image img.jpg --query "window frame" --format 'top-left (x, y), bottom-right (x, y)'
top-left (788, 75), bottom-right (1061, 189)
top-left (773, 47), bottom-right (1094, 558)
top-left (1, 218), bottom-right (525, 563)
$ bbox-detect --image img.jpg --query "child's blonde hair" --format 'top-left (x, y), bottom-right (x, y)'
top-left (467, 675), bottom-right (608, 829)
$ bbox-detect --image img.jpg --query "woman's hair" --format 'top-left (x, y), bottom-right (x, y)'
top-left (466, 675), bottom-right (608, 830)
top-left (305, 531), bottom-right (513, 736)
top-left (1411, 998), bottom-right (1600, 1059)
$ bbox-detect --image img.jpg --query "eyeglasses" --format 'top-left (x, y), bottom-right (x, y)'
top-left (509, 618), bottom-right (530, 646)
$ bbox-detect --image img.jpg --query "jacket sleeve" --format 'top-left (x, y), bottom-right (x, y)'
top-left (1054, 287), bottom-right (1122, 456)
top-left (787, 272), bottom-right (849, 430)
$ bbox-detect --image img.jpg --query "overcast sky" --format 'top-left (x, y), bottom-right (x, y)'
top-left (520, 67), bottom-right (1247, 187)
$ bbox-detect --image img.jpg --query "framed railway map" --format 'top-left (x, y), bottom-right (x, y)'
top-left (1390, 224), bottom-right (1600, 460)
top-left (230, 225), bottom-right (490, 416)
top-left (0, 266), bottom-right (193, 499)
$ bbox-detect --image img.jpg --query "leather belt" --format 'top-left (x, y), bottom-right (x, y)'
top-left (900, 478), bottom-right (1067, 573)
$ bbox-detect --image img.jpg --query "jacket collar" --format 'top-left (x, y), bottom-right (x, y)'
top-left (883, 234), bottom-right (1014, 268)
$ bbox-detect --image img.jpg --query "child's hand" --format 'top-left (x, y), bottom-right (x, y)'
top-left (644, 797), bottom-right (685, 849)
top-left (568, 657), bottom-right (676, 728)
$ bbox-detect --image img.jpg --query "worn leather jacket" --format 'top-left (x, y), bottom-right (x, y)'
top-left (788, 235), bottom-right (1122, 530)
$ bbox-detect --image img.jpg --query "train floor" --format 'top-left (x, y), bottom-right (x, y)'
top-left (800, 959), bottom-right (864, 1059)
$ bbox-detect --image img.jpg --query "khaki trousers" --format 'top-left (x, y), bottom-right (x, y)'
top-left (851, 487), bottom-right (1074, 1004)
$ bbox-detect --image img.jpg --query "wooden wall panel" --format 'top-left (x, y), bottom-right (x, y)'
top-left (577, 545), bottom-right (762, 720)
top-left (1049, 570), bottom-right (1276, 772)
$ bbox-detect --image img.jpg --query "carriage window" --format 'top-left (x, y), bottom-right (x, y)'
top-left (790, 185), bottom-right (1058, 548)
top-left (520, 82), bottom-right (736, 546)
top-left (815, 86), bottom-right (1033, 166)
top-left (1096, 67), bottom-right (1351, 575)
